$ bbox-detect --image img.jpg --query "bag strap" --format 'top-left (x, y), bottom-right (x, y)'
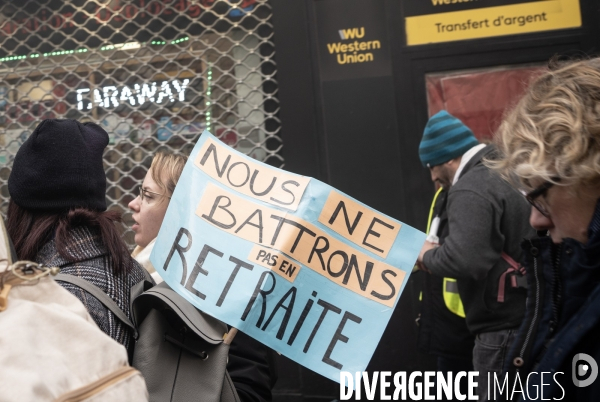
top-left (55, 273), bottom-right (137, 337)
top-left (501, 251), bottom-right (520, 270)
top-left (497, 252), bottom-right (527, 303)
top-left (139, 264), bottom-right (154, 283)
top-left (129, 279), bottom-right (154, 327)
top-left (132, 282), bottom-right (227, 344)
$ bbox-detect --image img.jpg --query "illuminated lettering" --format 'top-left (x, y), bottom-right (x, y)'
top-left (76, 80), bottom-right (189, 110)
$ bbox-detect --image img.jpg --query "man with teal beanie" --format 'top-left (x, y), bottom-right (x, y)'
top-left (419, 110), bottom-right (480, 170)
top-left (416, 110), bottom-right (534, 401)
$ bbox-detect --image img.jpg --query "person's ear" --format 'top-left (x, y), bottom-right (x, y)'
top-left (443, 159), bottom-right (455, 167)
top-left (447, 157), bottom-right (461, 168)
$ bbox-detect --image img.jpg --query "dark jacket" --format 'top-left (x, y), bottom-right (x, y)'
top-left (423, 145), bottom-right (534, 334)
top-left (507, 200), bottom-right (600, 401)
top-left (35, 226), bottom-right (148, 352)
top-left (228, 330), bottom-right (278, 402)
top-left (418, 189), bottom-right (475, 360)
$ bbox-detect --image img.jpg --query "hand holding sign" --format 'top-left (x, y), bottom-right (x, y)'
top-left (151, 132), bottom-right (426, 383)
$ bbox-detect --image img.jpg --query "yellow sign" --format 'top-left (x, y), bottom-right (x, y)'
top-left (406, 0), bottom-right (581, 46)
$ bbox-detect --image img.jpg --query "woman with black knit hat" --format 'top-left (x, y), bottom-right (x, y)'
top-left (6, 119), bottom-right (149, 354)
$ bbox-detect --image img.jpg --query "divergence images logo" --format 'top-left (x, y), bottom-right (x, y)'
top-left (572, 353), bottom-right (598, 387)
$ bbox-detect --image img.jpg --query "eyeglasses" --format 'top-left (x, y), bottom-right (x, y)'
top-left (524, 178), bottom-right (560, 218)
top-left (138, 186), bottom-right (170, 202)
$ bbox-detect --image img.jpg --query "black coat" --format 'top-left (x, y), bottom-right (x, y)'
top-left (228, 330), bottom-right (278, 402)
top-left (507, 200), bottom-right (600, 401)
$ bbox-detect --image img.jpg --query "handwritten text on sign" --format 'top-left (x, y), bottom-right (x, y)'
top-left (151, 132), bottom-right (426, 383)
top-left (195, 137), bottom-right (310, 211)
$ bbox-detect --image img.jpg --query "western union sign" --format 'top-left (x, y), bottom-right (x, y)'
top-left (404, 0), bottom-right (581, 46)
top-left (326, 28), bottom-right (382, 65)
top-left (315, 0), bottom-right (391, 81)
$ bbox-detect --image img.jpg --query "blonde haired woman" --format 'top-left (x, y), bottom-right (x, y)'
top-left (129, 152), bottom-right (187, 283)
top-left (128, 151), bottom-right (277, 401)
top-left (490, 58), bottom-right (600, 400)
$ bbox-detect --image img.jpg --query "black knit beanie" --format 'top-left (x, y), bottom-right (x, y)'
top-left (8, 119), bottom-right (109, 212)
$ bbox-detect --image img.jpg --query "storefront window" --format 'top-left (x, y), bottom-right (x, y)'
top-left (426, 64), bottom-right (545, 140)
top-left (0, 0), bottom-right (280, 246)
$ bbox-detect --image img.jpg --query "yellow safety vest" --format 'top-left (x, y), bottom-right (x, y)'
top-left (425, 188), bottom-right (466, 318)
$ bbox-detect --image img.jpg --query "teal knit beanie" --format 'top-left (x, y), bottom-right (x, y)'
top-left (419, 110), bottom-right (479, 167)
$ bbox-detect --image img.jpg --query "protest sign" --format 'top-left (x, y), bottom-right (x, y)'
top-left (151, 132), bottom-right (426, 383)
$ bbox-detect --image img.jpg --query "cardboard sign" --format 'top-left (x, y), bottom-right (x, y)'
top-left (151, 132), bottom-right (426, 383)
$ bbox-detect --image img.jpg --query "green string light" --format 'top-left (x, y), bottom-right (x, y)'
top-left (1, 48), bottom-right (86, 62)
top-left (0, 36), bottom-right (187, 64)
top-left (170, 37), bottom-right (189, 44)
top-left (206, 65), bottom-right (213, 133)
top-left (149, 37), bottom-right (189, 46)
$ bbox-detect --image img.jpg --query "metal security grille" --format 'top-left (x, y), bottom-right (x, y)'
top-left (0, 0), bottom-right (281, 247)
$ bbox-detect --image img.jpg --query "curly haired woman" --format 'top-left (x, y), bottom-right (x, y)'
top-left (490, 58), bottom-right (600, 401)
